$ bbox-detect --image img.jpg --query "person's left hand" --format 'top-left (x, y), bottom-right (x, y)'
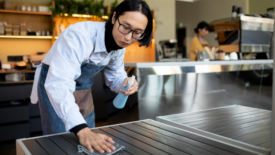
top-left (119, 77), bottom-right (138, 95)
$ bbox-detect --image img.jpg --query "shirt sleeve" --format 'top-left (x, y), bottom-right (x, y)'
top-left (104, 49), bottom-right (128, 93)
top-left (44, 26), bottom-right (90, 132)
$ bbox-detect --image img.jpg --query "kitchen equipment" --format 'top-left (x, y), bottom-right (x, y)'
top-left (232, 5), bottom-right (237, 17)
top-left (15, 61), bottom-right (27, 70)
top-left (21, 5), bottom-right (26, 11)
top-left (159, 39), bottom-right (178, 58)
top-left (5, 73), bottom-right (23, 81)
top-left (32, 6), bottom-right (37, 12)
top-left (196, 50), bottom-right (209, 61)
top-left (12, 24), bottom-right (20, 36)
top-left (224, 54), bottom-right (230, 60)
top-left (0, 22), bottom-right (5, 35)
top-left (204, 46), bottom-right (219, 60)
top-left (217, 50), bottom-right (225, 60)
top-left (20, 23), bottom-right (27, 36)
top-left (237, 7), bottom-right (244, 16)
top-left (2, 63), bottom-right (11, 69)
top-left (267, 8), bottom-right (274, 19)
top-left (211, 16), bottom-right (274, 59)
top-left (5, 24), bottom-right (12, 35)
top-left (27, 6), bottom-right (31, 12)
top-left (230, 52), bottom-right (238, 60)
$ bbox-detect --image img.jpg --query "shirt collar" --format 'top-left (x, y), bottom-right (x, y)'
top-left (94, 22), bottom-right (107, 53)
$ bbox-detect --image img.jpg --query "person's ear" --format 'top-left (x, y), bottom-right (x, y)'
top-left (112, 12), bottom-right (116, 24)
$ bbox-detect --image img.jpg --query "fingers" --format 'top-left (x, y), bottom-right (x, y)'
top-left (91, 141), bottom-right (115, 153)
top-left (105, 136), bottom-right (115, 144)
top-left (123, 78), bottom-right (129, 87)
top-left (79, 131), bottom-right (116, 154)
top-left (93, 145), bottom-right (104, 154)
top-left (119, 89), bottom-right (128, 95)
top-left (127, 80), bottom-right (138, 92)
top-left (105, 142), bottom-right (116, 150)
top-left (119, 88), bottom-right (137, 95)
top-left (86, 145), bottom-right (94, 153)
top-left (119, 80), bottom-right (138, 95)
top-left (100, 144), bottom-right (112, 153)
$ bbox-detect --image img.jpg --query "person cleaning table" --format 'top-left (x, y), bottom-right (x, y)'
top-left (30, 0), bottom-right (153, 153)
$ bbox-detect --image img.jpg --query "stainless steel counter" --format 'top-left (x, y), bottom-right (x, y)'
top-left (125, 60), bottom-right (273, 120)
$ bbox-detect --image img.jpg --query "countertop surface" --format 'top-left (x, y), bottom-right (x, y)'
top-left (125, 59), bottom-right (273, 67)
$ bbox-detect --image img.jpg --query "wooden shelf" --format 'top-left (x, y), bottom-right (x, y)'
top-left (0, 35), bottom-right (54, 39)
top-left (0, 70), bottom-right (35, 84)
top-left (0, 70), bottom-right (35, 74)
top-left (0, 70), bottom-right (23, 74)
top-left (24, 71), bottom-right (36, 73)
top-left (0, 80), bottom-right (33, 84)
top-left (0, 9), bottom-right (52, 15)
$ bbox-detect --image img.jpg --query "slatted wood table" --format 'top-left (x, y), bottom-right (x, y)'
top-left (17, 119), bottom-right (267, 155)
top-left (157, 105), bottom-right (271, 155)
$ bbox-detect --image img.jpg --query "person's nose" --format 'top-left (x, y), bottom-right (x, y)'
top-left (124, 31), bottom-right (132, 41)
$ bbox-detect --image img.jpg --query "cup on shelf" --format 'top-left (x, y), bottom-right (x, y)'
top-left (36, 31), bottom-right (41, 36)
top-left (38, 6), bottom-right (44, 12)
top-left (230, 52), bottom-right (238, 60)
top-left (21, 5), bottom-right (26, 11)
top-left (27, 6), bottom-right (31, 12)
top-left (32, 6), bottom-right (37, 12)
top-left (224, 54), bottom-right (230, 60)
top-left (217, 50), bottom-right (225, 60)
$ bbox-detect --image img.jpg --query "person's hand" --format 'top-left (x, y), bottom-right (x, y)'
top-left (119, 77), bottom-right (138, 95)
top-left (77, 128), bottom-right (116, 153)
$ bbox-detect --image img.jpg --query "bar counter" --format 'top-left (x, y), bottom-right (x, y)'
top-left (125, 60), bottom-right (273, 120)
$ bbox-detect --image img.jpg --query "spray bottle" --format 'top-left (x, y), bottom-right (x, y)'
top-left (113, 75), bottom-right (135, 109)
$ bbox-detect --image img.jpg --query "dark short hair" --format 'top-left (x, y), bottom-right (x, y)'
top-left (106, 0), bottom-right (153, 47)
top-left (194, 21), bottom-right (209, 33)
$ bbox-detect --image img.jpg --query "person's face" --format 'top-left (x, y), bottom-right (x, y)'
top-left (198, 28), bottom-right (209, 38)
top-left (112, 11), bottom-right (148, 48)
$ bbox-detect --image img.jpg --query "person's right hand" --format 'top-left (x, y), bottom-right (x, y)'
top-left (77, 127), bottom-right (116, 153)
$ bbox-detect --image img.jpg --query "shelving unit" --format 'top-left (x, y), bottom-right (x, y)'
top-left (0, 0), bottom-right (54, 64)
top-left (0, 70), bottom-right (35, 84)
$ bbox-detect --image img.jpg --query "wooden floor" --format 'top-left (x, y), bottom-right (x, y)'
top-left (162, 106), bottom-right (272, 150)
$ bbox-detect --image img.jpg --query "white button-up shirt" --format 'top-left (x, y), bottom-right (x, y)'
top-left (30, 21), bottom-right (127, 132)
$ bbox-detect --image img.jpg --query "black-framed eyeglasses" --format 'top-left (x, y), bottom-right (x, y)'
top-left (117, 18), bottom-right (145, 40)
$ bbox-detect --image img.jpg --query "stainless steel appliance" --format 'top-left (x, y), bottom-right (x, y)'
top-left (211, 16), bottom-right (274, 59)
top-left (158, 39), bottom-right (178, 59)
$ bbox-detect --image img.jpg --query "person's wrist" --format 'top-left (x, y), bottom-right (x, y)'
top-left (70, 123), bottom-right (89, 136)
top-left (77, 127), bottom-right (90, 138)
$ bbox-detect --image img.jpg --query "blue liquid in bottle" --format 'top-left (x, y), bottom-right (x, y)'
top-left (113, 84), bottom-right (130, 109)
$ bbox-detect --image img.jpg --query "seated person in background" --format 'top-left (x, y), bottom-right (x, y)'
top-left (189, 21), bottom-right (209, 61)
